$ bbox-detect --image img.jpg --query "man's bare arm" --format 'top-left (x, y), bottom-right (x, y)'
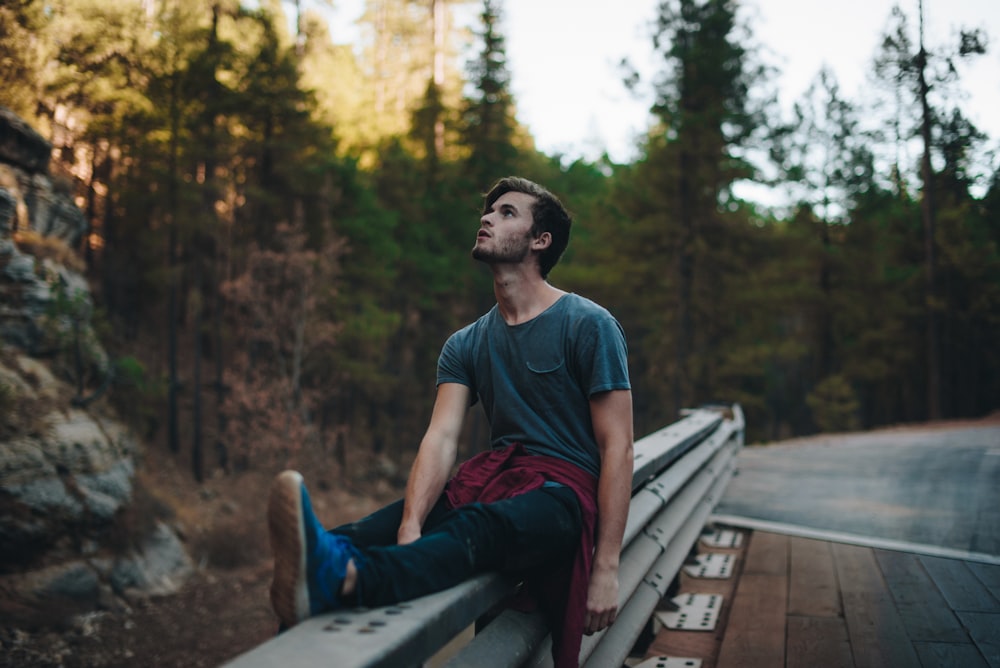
top-left (584, 389), bottom-right (634, 634)
top-left (397, 383), bottom-right (471, 545)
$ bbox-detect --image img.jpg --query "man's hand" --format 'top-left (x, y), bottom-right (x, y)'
top-left (583, 563), bottom-right (620, 634)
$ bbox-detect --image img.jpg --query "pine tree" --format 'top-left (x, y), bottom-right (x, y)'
top-left (0, 0), bottom-right (48, 123)
top-left (769, 67), bottom-right (878, 430)
top-left (619, 0), bottom-right (765, 421)
top-left (871, 3), bottom-right (988, 420)
top-left (462, 0), bottom-right (520, 193)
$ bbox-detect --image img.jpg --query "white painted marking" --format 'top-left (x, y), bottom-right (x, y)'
top-left (683, 553), bottom-right (735, 579)
top-left (629, 656), bottom-right (703, 668)
top-left (700, 528), bottom-right (744, 548)
top-left (655, 593), bottom-right (722, 631)
top-left (709, 514), bottom-right (1000, 565)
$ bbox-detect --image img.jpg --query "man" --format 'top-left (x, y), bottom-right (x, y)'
top-left (268, 176), bottom-right (633, 667)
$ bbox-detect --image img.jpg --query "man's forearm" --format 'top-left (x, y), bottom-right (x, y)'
top-left (399, 440), bottom-right (454, 538)
top-left (593, 440), bottom-right (632, 569)
top-left (590, 389), bottom-right (635, 568)
top-left (397, 383), bottom-right (469, 542)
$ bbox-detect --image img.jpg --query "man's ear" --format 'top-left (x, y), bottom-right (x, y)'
top-left (532, 232), bottom-right (552, 250)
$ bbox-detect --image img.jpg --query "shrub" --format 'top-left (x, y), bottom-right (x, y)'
top-left (806, 374), bottom-right (860, 433)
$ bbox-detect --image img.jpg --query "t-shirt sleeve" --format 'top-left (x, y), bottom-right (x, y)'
top-left (577, 310), bottom-right (631, 396)
top-left (437, 328), bottom-right (473, 388)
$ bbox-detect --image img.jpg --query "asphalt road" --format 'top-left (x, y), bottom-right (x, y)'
top-left (715, 422), bottom-right (1000, 557)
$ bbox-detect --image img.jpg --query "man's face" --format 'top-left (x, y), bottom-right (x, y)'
top-left (472, 191), bottom-right (538, 265)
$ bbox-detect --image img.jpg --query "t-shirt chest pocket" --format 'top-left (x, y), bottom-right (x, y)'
top-left (524, 340), bottom-right (566, 375)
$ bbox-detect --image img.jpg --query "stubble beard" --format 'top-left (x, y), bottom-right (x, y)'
top-left (471, 232), bottom-right (533, 266)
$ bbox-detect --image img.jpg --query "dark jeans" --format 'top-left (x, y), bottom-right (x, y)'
top-left (329, 486), bottom-right (583, 607)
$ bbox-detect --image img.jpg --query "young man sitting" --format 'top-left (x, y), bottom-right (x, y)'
top-left (267, 176), bottom-right (633, 667)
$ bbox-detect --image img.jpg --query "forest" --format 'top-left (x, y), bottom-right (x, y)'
top-left (2, 0), bottom-right (998, 482)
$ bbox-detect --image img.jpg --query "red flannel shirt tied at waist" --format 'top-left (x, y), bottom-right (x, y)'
top-left (444, 443), bottom-right (599, 668)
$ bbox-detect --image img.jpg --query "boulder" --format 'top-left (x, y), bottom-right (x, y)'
top-left (0, 379), bottom-right (139, 566)
top-left (103, 522), bottom-right (194, 596)
top-left (0, 353), bottom-right (194, 609)
top-left (0, 521), bottom-right (193, 617)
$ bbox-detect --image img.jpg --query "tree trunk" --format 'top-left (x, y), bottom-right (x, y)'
top-left (674, 133), bottom-right (695, 419)
top-left (167, 67), bottom-right (181, 455)
top-left (213, 264), bottom-right (228, 471)
top-left (192, 253), bottom-right (204, 482)
top-left (918, 0), bottom-right (941, 420)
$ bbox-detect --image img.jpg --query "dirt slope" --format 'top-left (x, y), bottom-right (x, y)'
top-left (0, 447), bottom-right (399, 668)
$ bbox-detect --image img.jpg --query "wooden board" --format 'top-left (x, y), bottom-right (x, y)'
top-left (955, 611), bottom-right (1000, 667)
top-left (920, 556), bottom-right (1000, 612)
top-left (832, 543), bottom-right (921, 668)
top-left (715, 573), bottom-right (786, 668)
top-left (967, 562), bottom-right (1000, 605)
top-left (913, 641), bottom-right (990, 668)
top-left (653, 530), bottom-right (999, 668)
top-left (741, 531), bottom-right (787, 577)
top-left (788, 537), bottom-right (840, 618)
top-left (875, 549), bottom-right (970, 643)
top-left (786, 615), bottom-right (853, 668)
top-left (831, 542), bottom-right (884, 594)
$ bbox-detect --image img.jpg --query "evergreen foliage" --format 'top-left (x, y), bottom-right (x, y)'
top-left (1, 0), bottom-right (996, 475)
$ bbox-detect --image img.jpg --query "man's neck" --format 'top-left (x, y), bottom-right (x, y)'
top-left (492, 266), bottom-right (566, 326)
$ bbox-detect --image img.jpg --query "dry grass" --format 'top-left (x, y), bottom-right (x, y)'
top-left (11, 229), bottom-right (86, 273)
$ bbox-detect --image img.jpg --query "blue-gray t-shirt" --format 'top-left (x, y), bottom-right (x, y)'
top-left (437, 293), bottom-right (630, 478)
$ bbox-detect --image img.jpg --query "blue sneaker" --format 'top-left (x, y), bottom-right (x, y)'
top-left (268, 470), bottom-right (361, 627)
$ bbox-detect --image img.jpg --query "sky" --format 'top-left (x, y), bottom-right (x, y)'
top-left (327, 0), bottom-right (1000, 165)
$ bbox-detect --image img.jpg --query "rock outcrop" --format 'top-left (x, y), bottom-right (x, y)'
top-left (0, 227), bottom-right (95, 355)
top-left (0, 108), bottom-right (192, 616)
top-left (0, 107), bottom-right (51, 174)
top-left (0, 107), bottom-right (87, 248)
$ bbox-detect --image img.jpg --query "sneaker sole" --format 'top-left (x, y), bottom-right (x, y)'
top-left (268, 470), bottom-right (310, 627)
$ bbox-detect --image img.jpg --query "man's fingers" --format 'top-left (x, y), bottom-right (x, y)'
top-left (583, 608), bottom-right (618, 635)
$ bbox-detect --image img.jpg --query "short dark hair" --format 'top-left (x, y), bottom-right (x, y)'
top-left (482, 176), bottom-right (572, 279)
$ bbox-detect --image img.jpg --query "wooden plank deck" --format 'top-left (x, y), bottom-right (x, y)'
top-left (641, 530), bottom-right (1000, 668)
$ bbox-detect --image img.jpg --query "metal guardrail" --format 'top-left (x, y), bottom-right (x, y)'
top-left (224, 405), bottom-right (745, 668)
